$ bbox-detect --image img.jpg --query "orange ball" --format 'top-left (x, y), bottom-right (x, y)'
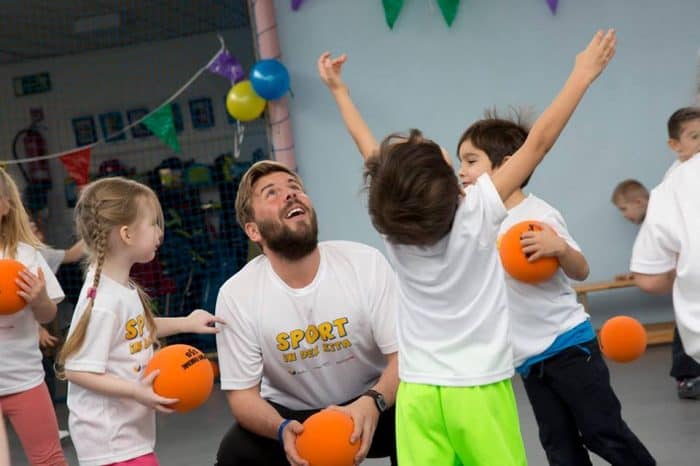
top-left (144, 344), bottom-right (214, 413)
top-left (599, 316), bottom-right (647, 363)
top-left (499, 220), bottom-right (559, 284)
top-left (210, 360), bottom-right (219, 379)
top-left (296, 409), bottom-right (360, 466)
top-left (0, 259), bottom-right (27, 315)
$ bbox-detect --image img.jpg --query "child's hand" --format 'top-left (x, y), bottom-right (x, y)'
top-left (614, 273), bottom-right (635, 281)
top-left (520, 225), bottom-right (566, 262)
top-left (16, 268), bottom-right (50, 307)
top-left (573, 29), bottom-right (616, 83)
top-left (38, 326), bottom-right (59, 348)
top-left (183, 309), bottom-right (226, 335)
top-left (317, 52), bottom-right (348, 93)
top-left (133, 370), bottom-right (178, 413)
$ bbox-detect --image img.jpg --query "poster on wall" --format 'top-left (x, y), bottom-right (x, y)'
top-left (99, 112), bottom-right (126, 142)
top-left (127, 108), bottom-right (153, 138)
top-left (189, 97), bottom-right (215, 129)
top-left (72, 116), bottom-right (98, 147)
top-left (171, 102), bottom-right (185, 133)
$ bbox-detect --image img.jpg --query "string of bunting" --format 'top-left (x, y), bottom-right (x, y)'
top-left (2, 34), bottom-right (292, 187)
top-left (292, 1), bottom-right (560, 28)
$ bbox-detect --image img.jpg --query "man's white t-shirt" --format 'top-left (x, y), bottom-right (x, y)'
top-left (631, 155), bottom-right (700, 362)
top-left (65, 272), bottom-right (156, 466)
top-left (498, 195), bottom-right (590, 367)
top-left (0, 242), bottom-right (64, 396)
top-left (384, 174), bottom-right (513, 386)
top-left (216, 241), bottom-right (398, 411)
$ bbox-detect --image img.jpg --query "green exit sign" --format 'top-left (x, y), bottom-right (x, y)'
top-left (13, 72), bottom-right (51, 97)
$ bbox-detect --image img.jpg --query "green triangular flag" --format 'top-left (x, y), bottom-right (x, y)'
top-left (383, 0), bottom-right (404, 29)
top-left (143, 104), bottom-right (181, 152)
top-left (437, 0), bottom-right (460, 26)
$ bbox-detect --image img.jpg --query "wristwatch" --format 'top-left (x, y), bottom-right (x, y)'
top-left (362, 389), bottom-right (388, 413)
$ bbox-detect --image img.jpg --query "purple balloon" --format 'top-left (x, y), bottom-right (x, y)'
top-left (546, 0), bottom-right (558, 14)
top-left (208, 50), bottom-right (245, 84)
top-left (291, 0), bottom-right (304, 11)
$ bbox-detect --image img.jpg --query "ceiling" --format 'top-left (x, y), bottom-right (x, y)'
top-left (0, 0), bottom-right (249, 65)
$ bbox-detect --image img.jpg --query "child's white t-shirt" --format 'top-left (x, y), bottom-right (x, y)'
top-left (383, 174), bottom-right (514, 386)
top-left (0, 242), bottom-right (64, 396)
top-left (65, 272), bottom-right (156, 466)
top-left (39, 247), bottom-right (65, 274)
top-left (631, 155), bottom-right (700, 362)
top-left (216, 241), bottom-right (398, 410)
top-left (498, 195), bottom-right (590, 367)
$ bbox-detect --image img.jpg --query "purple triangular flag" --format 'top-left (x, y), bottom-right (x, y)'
top-left (292, 0), bottom-right (304, 11)
top-left (207, 50), bottom-right (245, 84)
top-left (546, 0), bottom-right (558, 15)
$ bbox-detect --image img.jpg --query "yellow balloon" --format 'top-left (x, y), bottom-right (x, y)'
top-left (226, 80), bottom-right (266, 122)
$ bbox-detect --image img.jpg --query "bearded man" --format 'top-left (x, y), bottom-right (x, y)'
top-left (215, 161), bottom-right (399, 466)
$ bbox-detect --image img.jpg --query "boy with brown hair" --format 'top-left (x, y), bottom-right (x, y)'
top-left (320, 30), bottom-right (616, 465)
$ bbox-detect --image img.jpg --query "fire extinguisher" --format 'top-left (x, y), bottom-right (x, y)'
top-left (12, 124), bottom-right (52, 212)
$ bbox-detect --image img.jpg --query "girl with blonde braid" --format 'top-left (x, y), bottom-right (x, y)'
top-left (0, 168), bottom-right (67, 466)
top-left (58, 177), bottom-right (224, 466)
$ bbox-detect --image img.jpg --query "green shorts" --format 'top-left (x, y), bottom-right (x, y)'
top-left (396, 379), bottom-right (528, 465)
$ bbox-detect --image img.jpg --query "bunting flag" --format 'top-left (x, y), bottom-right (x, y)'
top-left (437, 0), bottom-right (460, 26)
top-left (291, 0), bottom-right (304, 11)
top-left (382, 0), bottom-right (404, 29)
top-left (546, 0), bottom-right (558, 15)
top-left (60, 147), bottom-right (91, 186)
top-left (143, 104), bottom-right (181, 152)
top-left (207, 50), bottom-right (245, 84)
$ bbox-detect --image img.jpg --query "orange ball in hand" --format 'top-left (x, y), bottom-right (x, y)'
top-left (296, 409), bottom-right (360, 466)
top-left (0, 259), bottom-right (27, 315)
top-left (144, 344), bottom-right (214, 413)
top-left (599, 316), bottom-right (647, 363)
top-left (499, 220), bottom-right (559, 284)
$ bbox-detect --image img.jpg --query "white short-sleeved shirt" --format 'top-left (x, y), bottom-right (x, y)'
top-left (631, 155), bottom-right (700, 362)
top-left (384, 174), bottom-right (513, 386)
top-left (216, 241), bottom-right (398, 411)
top-left (0, 242), bottom-right (64, 396)
top-left (65, 272), bottom-right (156, 466)
top-left (39, 247), bottom-right (65, 274)
top-left (662, 159), bottom-right (681, 181)
top-left (498, 195), bottom-right (590, 367)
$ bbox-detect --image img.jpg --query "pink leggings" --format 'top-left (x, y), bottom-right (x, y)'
top-left (106, 453), bottom-right (159, 466)
top-left (0, 382), bottom-right (67, 466)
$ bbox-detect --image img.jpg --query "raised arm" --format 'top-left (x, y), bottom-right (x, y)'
top-left (492, 29), bottom-right (617, 200)
top-left (318, 52), bottom-right (379, 160)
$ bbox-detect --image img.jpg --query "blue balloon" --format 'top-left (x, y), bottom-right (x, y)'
top-left (250, 59), bottom-right (290, 100)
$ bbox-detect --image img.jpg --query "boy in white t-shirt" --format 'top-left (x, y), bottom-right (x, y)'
top-left (632, 152), bottom-right (700, 375)
top-left (320, 30), bottom-right (616, 465)
top-left (459, 113), bottom-right (654, 465)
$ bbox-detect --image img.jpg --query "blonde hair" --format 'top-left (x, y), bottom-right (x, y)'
top-left (235, 160), bottom-right (303, 228)
top-left (611, 179), bottom-right (649, 204)
top-left (57, 177), bottom-right (163, 377)
top-left (0, 168), bottom-right (42, 257)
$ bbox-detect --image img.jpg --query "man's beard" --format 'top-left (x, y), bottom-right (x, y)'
top-left (257, 208), bottom-right (318, 261)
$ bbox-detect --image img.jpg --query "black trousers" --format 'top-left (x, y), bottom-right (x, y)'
top-left (521, 339), bottom-right (655, 466)
top-left (216, 400), bottom-right (397, 466)
top-left (669, 326), bottom-right (700, 380)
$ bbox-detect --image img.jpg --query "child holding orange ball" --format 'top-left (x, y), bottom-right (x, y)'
top-left (57, 177), bottom-right (224, 466)
top-left (457, 113), bottom-right (655, 465)
top-left (321, 30), bottom-right (619, 465)
top-left (0, 168), bottom-right (67, 465)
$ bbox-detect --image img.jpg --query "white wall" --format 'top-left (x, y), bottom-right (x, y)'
top-left (0, 27), bottom-right (267, 244)
top-left (274, 0), bottom-right (700, 324)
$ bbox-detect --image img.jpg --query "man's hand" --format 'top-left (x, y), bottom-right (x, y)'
top-left (281, 420), bottom-right (308, 466)
top-left (329, 396), bottom-right (380, 465)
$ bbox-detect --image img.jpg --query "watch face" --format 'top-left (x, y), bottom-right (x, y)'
top-left (376, 395), bottom-right (387, 411)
